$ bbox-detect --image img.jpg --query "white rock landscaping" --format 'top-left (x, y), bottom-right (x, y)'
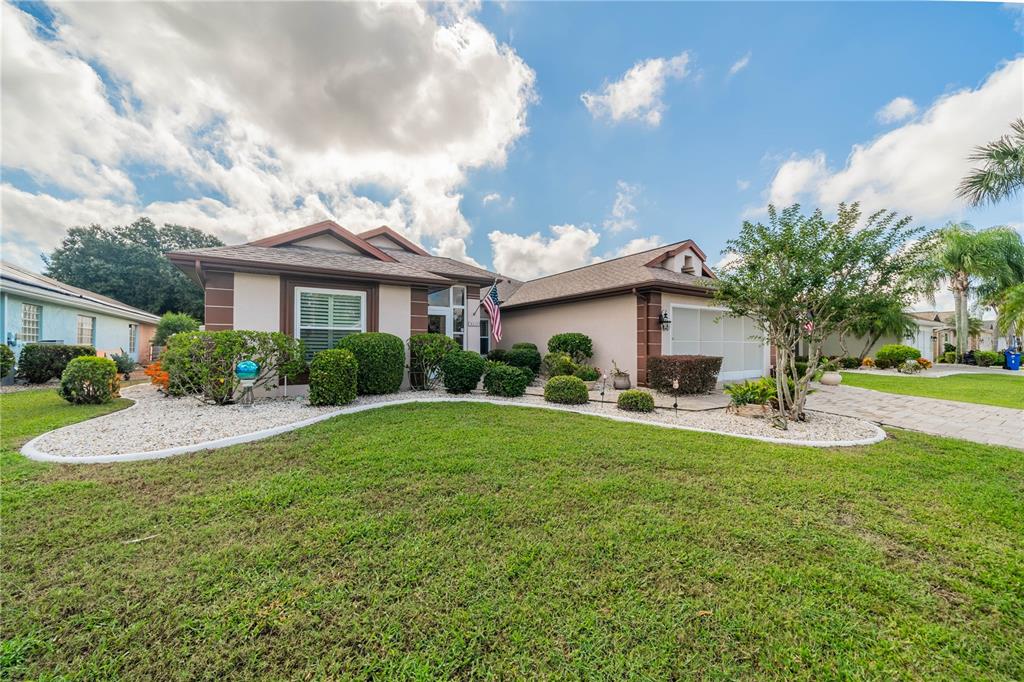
top-left (23, 384), bottom-right (885, 463)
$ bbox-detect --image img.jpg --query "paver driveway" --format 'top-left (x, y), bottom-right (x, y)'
top-left (807, 384), bottom-right (1023, 450)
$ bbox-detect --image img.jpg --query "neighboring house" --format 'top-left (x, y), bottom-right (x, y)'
top-left (813, 314), bottom-right (944, 362)
top-left (166, 222), bottom-right (502, 377)
top-left (490, 240), bottom-right (769, 384)
top-left (913, 311), bottom-right (998, 357)
top-left (1, 261), bottom-right (160, 368)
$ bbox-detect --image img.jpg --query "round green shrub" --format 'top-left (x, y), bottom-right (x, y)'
top-left (617, 389), bottom-right (655, 413)
top-left (308, 349), bottom-right (358, 406)
top-left (874, 357), bottom-right (894, 370)
top-left (542, 352), bottom-right (576, 377)
top-left (975, 350), bottom-right (1003, 367)
top-left (547, 332), bottom-right (593, 362)
top-left (441, 350), bottom-right (486, 394)
top-left (486, 348), bottom-right (508, 363)
top-left (543, 375), bottom-right (589, 404)
top-left (409, 333), bottom-right (460, 390)
top-left (483, 361), bottom-right (530, 397)
top-left (0, 344), bottom-right (14, 377)
top-left (511, 342), bottom-right (538, 351)
top-left (153, 311), bottom-right (200, 346)
top-left (943, 351), bottom-right (956, 364)
top-left (337, 332), bottom-right (404, 395)
top-left (838, 356), bottom-right (861, 369)
top-left (573, 364), bottom-right (600, 381)
top-left (875, 344), bottom-right (921, 366)
top-left (518, 366), bottom-right (535, 385)
top-left (505, 347), bottom-right (541, 374)
top-left (58, 356), bottom-right (119, 404)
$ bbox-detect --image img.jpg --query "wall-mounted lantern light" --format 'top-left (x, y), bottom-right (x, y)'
top-left (658, 310), bottom-right (671, 331)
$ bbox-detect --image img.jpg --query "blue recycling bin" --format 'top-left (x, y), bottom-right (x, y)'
top-left (1005, 350), bottom-right (1021, 371)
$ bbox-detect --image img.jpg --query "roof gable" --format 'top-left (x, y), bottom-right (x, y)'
top-left (357, 226), bottom-right (430, 256)
top-left (248, 220), bottom-right (397, 262)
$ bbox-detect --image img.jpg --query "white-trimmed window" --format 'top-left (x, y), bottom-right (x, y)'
top-left (452, 286), bottom-right (466, 349)
top-left (21, 303), bottom-right (41, 343)
top-left (76, 315), bottom-right (96, 346)
top-left (295, 287), bottom-right (365, 358)
top-left (479, 318), bottom-right (490, 355)
top-left (128, 324), bottom-right (138, 354)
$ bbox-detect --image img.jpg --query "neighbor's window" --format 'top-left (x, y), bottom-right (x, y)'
top-left (479, 318), bottom-right (490, 355)
top-left (76, 315), bottom-right (95, 346)
top-left (21, 303), bottom-right (41, 343)
top-left (128, 323), bottom-right (138, 354)
top-left (295, 287), bottom-right (365, 358)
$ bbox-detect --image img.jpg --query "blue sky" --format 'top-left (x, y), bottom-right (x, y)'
top-left (1, 1), bottom-right (1022, 282)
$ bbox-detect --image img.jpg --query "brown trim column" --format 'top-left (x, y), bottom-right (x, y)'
top-left (205, 271), bottom-right (234, 330)
top-left (636, 291), bottom-right (662, 386)
top-left (411, 287), bottom-right (428, 335)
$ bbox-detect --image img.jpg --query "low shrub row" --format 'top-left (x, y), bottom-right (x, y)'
top-left (875, 344), bottom-right (921, 366)
top-left (17, 344), bottom-right (95, 384)
top-left (975, 350), bottom-right (1003, 367)
top-left (648, 355), bottom-right (722, 395)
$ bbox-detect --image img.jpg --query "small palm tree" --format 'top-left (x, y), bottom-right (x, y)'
top-left (957, 118), bottom-right (1024, 207)
top-left (848, 299), bottom-right (917, 361)
top-left (997, 283), bottom-right (1024, 342)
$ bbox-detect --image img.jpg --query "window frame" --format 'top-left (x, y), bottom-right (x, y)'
top-left (21, 303), bottom-right (41, 343)
top-left (293, 286), bottom-right (366, 357)
top-left (128, 323), bottom-right (138, 354)
top-left (76, 315), bottom-right (96, 346)
top-left (479, 318), bottom-right (490, 355)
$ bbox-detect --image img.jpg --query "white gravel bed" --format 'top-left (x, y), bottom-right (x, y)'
top-left (25, 383), bottom-right (883, 463)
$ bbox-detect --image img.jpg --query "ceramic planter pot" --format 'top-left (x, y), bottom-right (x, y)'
top-left (820, 371), bottom-right (842, 386)
top-left (612, 374), bottom-right (631, 390)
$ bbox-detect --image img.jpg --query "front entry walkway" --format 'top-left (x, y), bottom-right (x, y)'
top-left (807, 384), bottom-right (1023, 450)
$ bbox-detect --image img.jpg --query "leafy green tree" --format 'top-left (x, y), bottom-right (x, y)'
top-left (957, 118), bottom-right (1024, 207)
top-left (925, 224), bottom-right (1024, 360)
top-left (846, 298), bottom-right (918, 362)
top-left (715, 203), bottom-right (932, 427)
top-left (43, 218), bottom-right (223, 320)
top-left (153, 312), bottom-right (201, 346)
top-left (996, 283), bottom-right (1024, 341)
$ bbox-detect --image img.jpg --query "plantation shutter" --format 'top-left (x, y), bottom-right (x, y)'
top-left (297, 289), bottom-right (364, 357)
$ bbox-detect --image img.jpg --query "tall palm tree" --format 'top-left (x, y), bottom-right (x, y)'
top-left (957, 118), bottom-right (1024, 207)
top-left (927, 224), bottom-right (1024, 360)
top-left (976, 228), bottom-right (1024, 349)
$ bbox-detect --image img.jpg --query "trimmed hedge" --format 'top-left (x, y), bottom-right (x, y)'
top-left (0, 344), bottom-right (14, 377)
top-left (838, 357), bottom-right (861, 369)
top-left (547, 332), bottom-right (593, 362)
top-left (409, 334), bottom-right (460, 390)
top-left (943, 351), bottom-right (956, 364)
top-left (975, 350), bottom-right (1003, 367)
top-left (337, 332), bottom-right (404, 395)
top-left (505, 347), bottom-right (541, 374)
top-left (648, 355), bottom-right (722, 395)
top-left (486, 348), bottom-right (508, 363)
top-left (573, 364), bottom-right (600, 381)
top-left (518, 366), bottom-right (535, 385)
top-left (511, 342), bottom-right (538, 351)
top-left (58, 356), bottom-right (119, 404)
top-left (543, 375), bottom-right (589, 404)
top-left (875, 344), bottom-right (921, 366)
top-left (542, 352), bottom-right (576, 377)
top-left (308, 349), bottom-right (358, 406)
top-left (153, 312), bottom-right (200, 346)
top-left (17, 344), bottom-right (95, 384)
top-left (483, 361), bottom-right (530, 397)
top-left (442, 350), bottom-right (486, 394)
top-left (617, 389), bottom-right (654, 413)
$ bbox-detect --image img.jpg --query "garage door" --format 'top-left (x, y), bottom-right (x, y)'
top-left (669, 305), bottom-right (766, 381)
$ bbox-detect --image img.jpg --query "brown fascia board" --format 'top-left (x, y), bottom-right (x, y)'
top-left (502, 281), bottom-right (714, 312)
top-left (247, 220), bottom-right (397, 262)
top-left (166, 253), bottom-right (453, 288)
top-left (357, 225), bottom-right (430, 256)
top-left (643, 240), bottom-right (707, 268)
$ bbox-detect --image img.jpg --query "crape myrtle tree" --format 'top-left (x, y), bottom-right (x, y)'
top-left (715, 203), bottom-right (932, 428)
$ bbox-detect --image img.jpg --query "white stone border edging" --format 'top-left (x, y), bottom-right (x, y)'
top-left (21, 396), bottom-right (887, 464)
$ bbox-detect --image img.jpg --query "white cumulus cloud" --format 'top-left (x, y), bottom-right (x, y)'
top-left (603, 181), bottom-right (641, 232)
top-left (489, 224), bottom-right (601, 280)
top-left (728, 52), bottom-right (751, 77)
top-left (875, 96), bottom-right (918, 124)
top-left (611, 236), bottom-right (663, 258)
top-left (432, 236), bottom-right (485, 268)
top-left (759, 57), bottom-right (1024, 219)
top-left (580, 52), bottom-right (691, 127)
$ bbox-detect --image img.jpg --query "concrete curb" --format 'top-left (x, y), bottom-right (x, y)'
top-left (21, 396), bottom-right (888, 464)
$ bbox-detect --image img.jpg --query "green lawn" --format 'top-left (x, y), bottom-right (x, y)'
top-left (2, 391), bottom-right (1022, 679)
top-left (840, 371), bottom-right (1024, 409)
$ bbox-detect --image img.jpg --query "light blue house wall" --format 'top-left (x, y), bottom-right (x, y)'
top-left (2, 292), bottom-right (148, 362)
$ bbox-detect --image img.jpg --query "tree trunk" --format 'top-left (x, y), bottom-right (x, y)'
top-left (952, 281), bottom-right (965, 361)
top-left (992, 307), bottom-right (1001, 351)
top-left (859, 332), bottom-right (880, 362)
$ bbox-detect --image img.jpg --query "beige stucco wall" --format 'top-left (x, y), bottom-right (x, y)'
top-left (499, 294), bottom-right (636, 377)
top-left (378, 285), bottom-right (411, 339)
top-left (234, 273), bottom-right (281, 332)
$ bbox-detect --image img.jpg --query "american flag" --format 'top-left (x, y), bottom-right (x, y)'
top-left (482, 281), bottom-right (502, 343)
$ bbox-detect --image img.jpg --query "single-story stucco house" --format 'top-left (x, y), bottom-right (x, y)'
top-left (168, 222), bottom-right (768, 386)
top-left (1, 261), bottom-right (160, 369)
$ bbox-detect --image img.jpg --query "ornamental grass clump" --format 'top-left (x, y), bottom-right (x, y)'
top-left (441, 350), bottom-right (486, 394)
top-left (483, 361), bottom-right (530, 397)
top-left (337, 332), bottom-right (405, 395)
top-left (617, 389), bottom-right (654, 413)
top-left (59, 356), bottom-right (119, 404)
top-left (543, 375), bottom-right (589, 404)
top-left (308, 349), bottom-right (358, 406)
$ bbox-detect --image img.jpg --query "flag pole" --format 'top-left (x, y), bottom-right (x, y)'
top-left (472, 277), bottom-right (499, 317)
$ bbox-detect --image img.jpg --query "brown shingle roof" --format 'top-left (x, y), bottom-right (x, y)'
top-left (388, 250), bottom-right (499, 284)
top-left (501, 241), bottom-right (714, 309)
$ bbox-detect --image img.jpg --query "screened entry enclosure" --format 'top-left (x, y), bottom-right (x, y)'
top-left (668, 305), bottom-right (767, 381)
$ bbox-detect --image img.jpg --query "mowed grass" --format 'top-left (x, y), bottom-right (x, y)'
top-left (840, 371), bottom-right (1024, 409)
top-left (2, 392), bottom-right (1022, 680)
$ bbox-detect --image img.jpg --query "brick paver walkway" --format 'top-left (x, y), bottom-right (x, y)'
top-left (807, 384), bottom-right (1023, 450)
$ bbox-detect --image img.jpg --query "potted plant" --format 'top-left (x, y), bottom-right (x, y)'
top-left (110, 349), bottom-right (137, 381)
top-left (610, 360), bottom-right (630, 390)
top-left (724, 377), bottom-right (774, 417)
top-left (819, 358), bottom-right (842, 386)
